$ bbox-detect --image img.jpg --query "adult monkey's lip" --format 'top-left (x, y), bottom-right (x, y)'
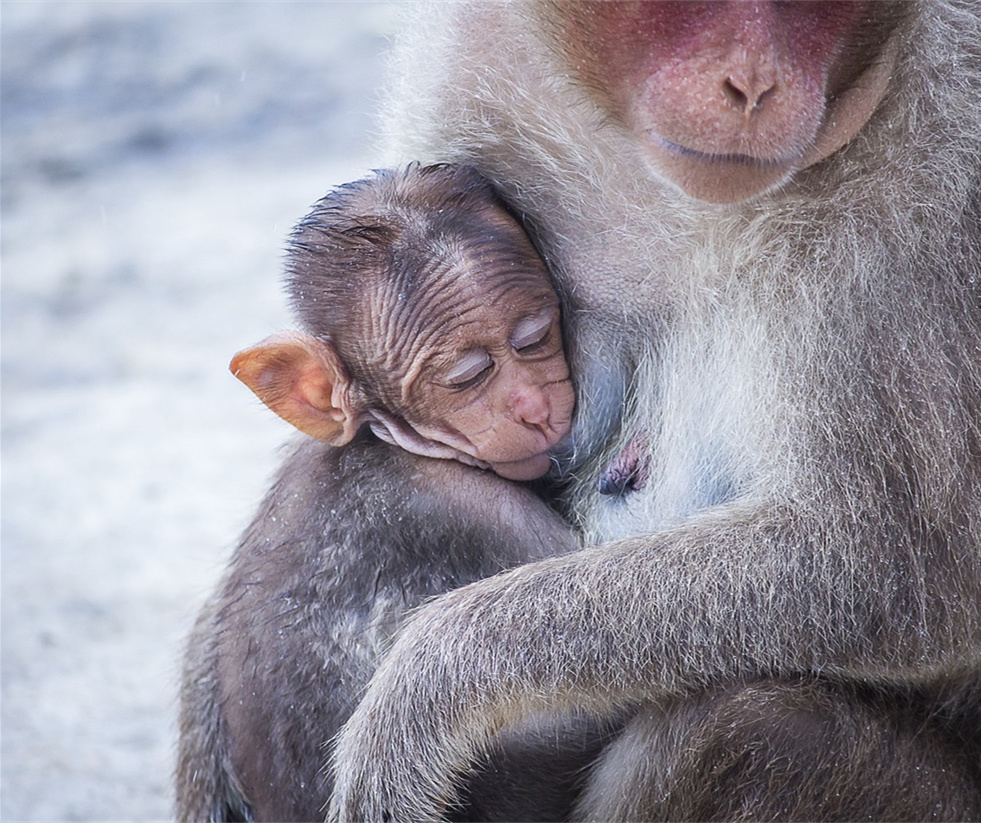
top-left (641, 131), bottom-right (803, 203)
top-left (654, 134), bottom-right (800, 168)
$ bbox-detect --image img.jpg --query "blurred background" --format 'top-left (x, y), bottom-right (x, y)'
top-left (1, 3), bottom-right (399, 818)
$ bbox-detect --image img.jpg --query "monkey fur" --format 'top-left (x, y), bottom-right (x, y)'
top-left (326, 1), bottom-right (981, 819)
top-left (176, 435), bottom-right (584, 821)
top-left (179, 1), bottom-right (981, 820)
top-left (176, 164), bottom-right (590, 822)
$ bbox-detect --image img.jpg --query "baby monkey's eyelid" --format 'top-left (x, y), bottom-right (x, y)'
top-left (443, 349), bottom-right (493, 387)
top-left (511, 310), bottom-right (555, 350)
top-left (446, 363), bottom-right (493, 392)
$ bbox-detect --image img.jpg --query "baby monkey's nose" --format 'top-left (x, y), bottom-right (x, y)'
top-left (509, 386), bottom-right (551, 428)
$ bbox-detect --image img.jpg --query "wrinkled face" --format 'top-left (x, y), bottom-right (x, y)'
top-left (374, 258), bottom-right (575, 481)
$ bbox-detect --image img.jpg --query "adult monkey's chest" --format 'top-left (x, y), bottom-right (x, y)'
top-left (584, 302), bottom-right (783, 544)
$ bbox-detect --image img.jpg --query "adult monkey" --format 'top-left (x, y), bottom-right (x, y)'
top-left (329, 1), bottom-right (981, 820)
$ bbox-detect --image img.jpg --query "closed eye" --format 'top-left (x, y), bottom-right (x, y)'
top-left (511, 309), bottom-right (556, 353)
top-left (442, 349), bottom-right (494, 390)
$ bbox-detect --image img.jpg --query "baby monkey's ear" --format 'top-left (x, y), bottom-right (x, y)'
top-left (230, 332), bottom-right (363, 446)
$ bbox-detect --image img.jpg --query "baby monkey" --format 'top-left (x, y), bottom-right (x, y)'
top-left (178, 164), bottom-right (597, 822)
top-left (234, 164), bottom-right (575, 482)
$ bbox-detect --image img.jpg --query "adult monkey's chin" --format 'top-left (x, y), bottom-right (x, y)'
top-left (644, 140), bottom-right (799, 204)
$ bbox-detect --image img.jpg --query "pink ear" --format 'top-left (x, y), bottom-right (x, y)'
top-left (230, 332), bottom-right (362, 445)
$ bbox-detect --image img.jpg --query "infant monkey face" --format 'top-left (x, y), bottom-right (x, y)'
top-left (405, 288), bottom-right (575, 481)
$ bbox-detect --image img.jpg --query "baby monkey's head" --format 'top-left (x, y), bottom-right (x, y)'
top-left (233, 164), bottom-right (574, 481)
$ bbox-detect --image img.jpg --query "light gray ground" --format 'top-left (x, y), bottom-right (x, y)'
top-left (1, 4), bottom-right (398, 819)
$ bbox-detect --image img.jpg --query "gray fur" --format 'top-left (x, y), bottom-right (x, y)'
top-left (326, 1), bottom-right (981, 819)
top-left (176, 435), bottom-right (580, 821)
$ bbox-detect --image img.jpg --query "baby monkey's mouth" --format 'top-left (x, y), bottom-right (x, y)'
top-left (488, 450), bottom-right (556, 482)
